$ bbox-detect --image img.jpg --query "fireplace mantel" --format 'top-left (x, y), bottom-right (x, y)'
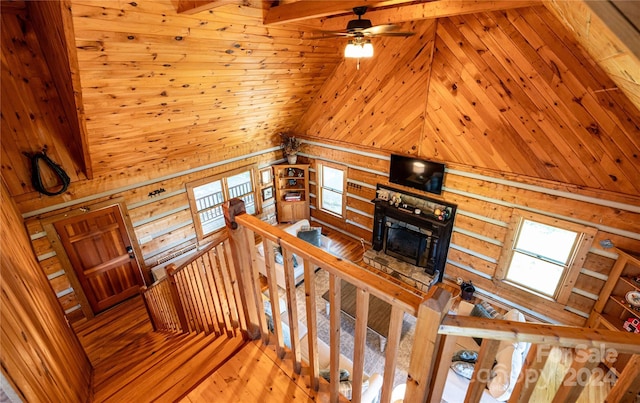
top-left (371, 184), bottom-right (457, 283)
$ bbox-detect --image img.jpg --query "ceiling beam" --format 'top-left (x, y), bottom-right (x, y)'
top-left (264, 0), bottom-right (416, 25)
top-left (175, 0), bottom-right (238, 15)
top-left (317, 0), bottom-right (542, 31)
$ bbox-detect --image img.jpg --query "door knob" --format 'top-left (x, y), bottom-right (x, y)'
top-left (126, 246), bottom-right (135, 259)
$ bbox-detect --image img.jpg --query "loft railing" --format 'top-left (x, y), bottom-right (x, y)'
top-left (223, 199), bottom-right (451, 403)
top-left (142, 198), bottom-right (640, 402)
top-left (430, 315), bottom-right (640, 402)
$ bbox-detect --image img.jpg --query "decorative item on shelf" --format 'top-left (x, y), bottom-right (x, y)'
top-left (287, 168), bottom-right (295, 177)
top-left (623, 317), bottom-right (640, 333)
top-left (625, 290), bottom-right (640, 308)
top-left (460, 280), bottom-right (475, 301)
top-left (434, 207), bottom-right (450, 221)
top-left (281, 133), bottom-right (301, 164)
top-left (390, 193), bottom-right (402, 207)
top-left (288, 179), bottom-right (297, 187)
top-left (376, 189), bottom-right (390, 201)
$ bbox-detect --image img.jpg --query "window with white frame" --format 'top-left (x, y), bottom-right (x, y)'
top-left (317, 162), bottom-right (346, 217)
top-left (186, 167), bottom-right (257, 240)
top-left (498, 210), bottom-right (596, 302)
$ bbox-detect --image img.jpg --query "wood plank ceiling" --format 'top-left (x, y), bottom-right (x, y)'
top-left (1, 0), bottom-right (638, 200)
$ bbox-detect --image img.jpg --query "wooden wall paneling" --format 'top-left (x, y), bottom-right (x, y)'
top-left (345, 210), bottom-right (373, 230)
top-left (430, 23), bottom-right (556, 177)
top-left (134, 208), bottom-right (193, 242)
top-left (573, 273), bottom-right (606, 297)
top-left (50, 275), bottom-right (72, 296)
top-left (436, 14), bottom-right (594, 185)
top-left (440, 191), bottom-right (514, 223)
top-left (542, 0), bottom-right (640, 108)
top-left (453, 214), bottom-right (508, 244)
top-left (450, 231), bottom-right (502, 262)
top-left (565, 292), bottom-right (597, 317)
top-left (31, 236), bottom-right (54, 257)
top-left (13, 147), bottom-right (279, 215)
top-left (1, 180), bottom-right (91, 402)
top-left (127, 193), bottom-right (190, 225)
top-left (346, 196), bottom-right (375, 217)
top-left (582, 253), bottom-right (615, 277)
top-left (297, 20), bottom-right (436, 152)
top-left (593, 231), bottom-right (640, 255)
top-left (40, 257), bottom-right (64, 277)
top-left (139, 224), bottom-right (197, 257)
top-left (444, 173), bottom-right (640, 235)
top-left (67, 0), bottom-right (341, 181)
top-left (494, 9), bottom-right (639, 193)
top-left (27, 0), bottom-right (92, 179)
top-left (446, 248), bottom-right (497, 277)
top-left (1, 9), bottom-right (85, 197)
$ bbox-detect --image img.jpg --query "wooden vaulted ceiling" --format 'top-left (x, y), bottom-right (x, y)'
top-left (1, 0), bottom-right (638, 202)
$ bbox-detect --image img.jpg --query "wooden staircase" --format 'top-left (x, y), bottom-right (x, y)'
top-left (73, 296), bottom-right (245, 403)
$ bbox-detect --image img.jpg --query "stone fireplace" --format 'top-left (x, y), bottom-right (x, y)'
top-left (367, 184), bottom-right (457, 289)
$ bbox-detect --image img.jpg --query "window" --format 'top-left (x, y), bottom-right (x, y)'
top-left (186, 167), bottom-right (257, 240)
top-left (317, 162), bottom-right (346, 217)
top-left (497, 210), bottom-right (596, 302)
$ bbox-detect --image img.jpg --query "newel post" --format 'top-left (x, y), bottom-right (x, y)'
top-left (223, 198), bottom-right (260, 339)
top-left (404, 286), bottom-right (452, 402)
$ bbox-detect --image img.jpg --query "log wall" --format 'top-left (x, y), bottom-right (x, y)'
top-left (22, 151), bottom-right (280, 323)
top-left (0, 180), bottom-right (91, 402)
top-left (301, 141), bottom-right (640, 326)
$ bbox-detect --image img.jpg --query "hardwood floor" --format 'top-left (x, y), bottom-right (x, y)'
top-left (72, 232), bottom-right (614, 403)
top-left (73, 296), bottom-right (245, 402)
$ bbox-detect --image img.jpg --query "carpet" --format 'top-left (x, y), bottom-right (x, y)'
top-left (288, 268), bottom-right (417, 388)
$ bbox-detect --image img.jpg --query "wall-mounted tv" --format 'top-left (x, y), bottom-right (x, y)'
top-left (388, 154), bottom-right (445, 195)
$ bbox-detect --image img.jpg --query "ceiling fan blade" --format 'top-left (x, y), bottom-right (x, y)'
top-left (371, 31), bottom-right (416, 37)
top-left (308, 32), bottom-right (353, 39)
top-left (362, 24), bottom-right (401, 35)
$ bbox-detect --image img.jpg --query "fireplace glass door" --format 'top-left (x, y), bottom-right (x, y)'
top-left (384, 225), bottom-right (431, 268)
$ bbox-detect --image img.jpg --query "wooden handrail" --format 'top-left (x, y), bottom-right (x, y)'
top-left (430, 313), bottom-right (640, 402)
top-left (224, 201), bottom-right (447, 403)
top-left (439, 315), bottom-right (640, 354)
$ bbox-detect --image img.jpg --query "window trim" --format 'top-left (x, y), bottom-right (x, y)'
top-left (495, 209), bottom-right (596, 304)
top-left (186, 165), bottom-right (259, 241)
top-left (317, 161), bottom-right (347, 218)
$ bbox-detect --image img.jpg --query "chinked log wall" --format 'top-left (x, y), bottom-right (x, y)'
top-left (23, 151), bottom-right (281, 323)
top-left (19, 141), bottom-right (640, 326)
top-left (301, 140), bottom-right (640, 326)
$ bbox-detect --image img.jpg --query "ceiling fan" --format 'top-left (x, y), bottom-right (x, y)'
top-left (312, 6), bottom-right (415, 64)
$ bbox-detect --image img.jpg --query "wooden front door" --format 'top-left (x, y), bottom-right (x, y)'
top-left (54, 205), bottom-right (144, 314)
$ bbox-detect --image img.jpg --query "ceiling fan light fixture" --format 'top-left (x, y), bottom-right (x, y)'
top-left (344, 39), bottom-right (373, 58)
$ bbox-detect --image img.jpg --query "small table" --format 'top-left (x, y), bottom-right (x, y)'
top-left (321, 280), bottom-right (393, 351)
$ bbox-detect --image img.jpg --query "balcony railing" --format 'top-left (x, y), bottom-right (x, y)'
top-left (141, 199), bottom-right (640, 402)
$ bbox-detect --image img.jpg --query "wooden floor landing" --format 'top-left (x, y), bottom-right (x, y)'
top-left (73, 296), bottom-right (246, 402)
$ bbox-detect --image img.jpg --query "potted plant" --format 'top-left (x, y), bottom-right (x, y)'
top-left (281, 133), bottom-right (301, 164)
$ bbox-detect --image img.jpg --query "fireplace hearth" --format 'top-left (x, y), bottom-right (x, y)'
top-left (371, 184), bottom-right (457, 284)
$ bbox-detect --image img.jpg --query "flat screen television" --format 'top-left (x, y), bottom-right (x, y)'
top-left (389, 154), bottom-right (445, 195)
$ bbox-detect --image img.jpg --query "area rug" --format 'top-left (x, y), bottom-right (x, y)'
top-left (288, 268), bottom-right (417, 389)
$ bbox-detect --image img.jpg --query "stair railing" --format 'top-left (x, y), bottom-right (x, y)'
top-left (141, 238), bottom-right (246, 338)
